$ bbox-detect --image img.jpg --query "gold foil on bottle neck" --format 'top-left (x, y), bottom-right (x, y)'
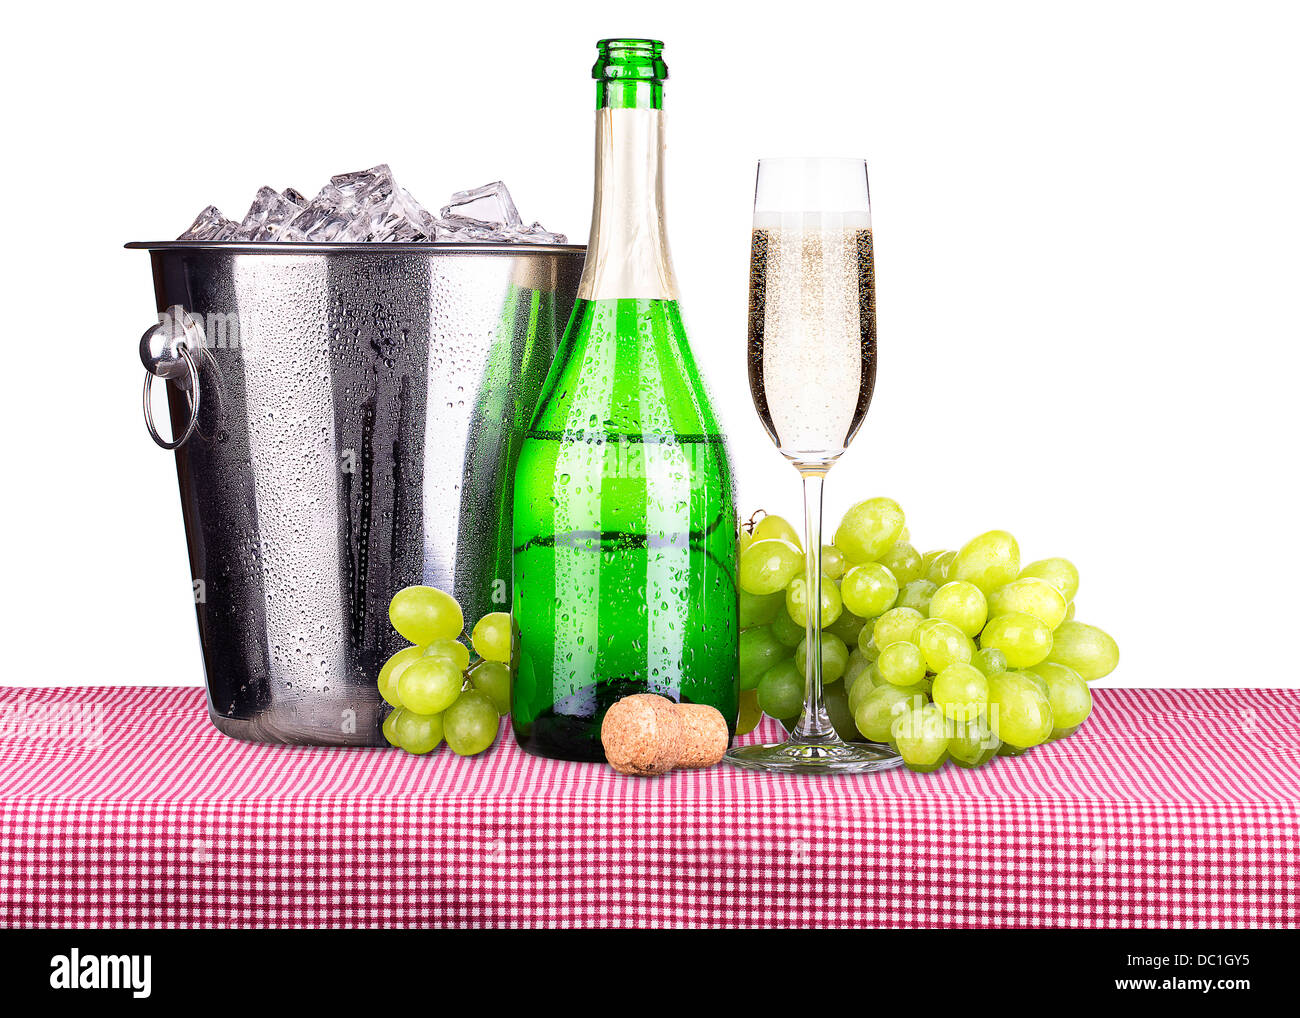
top-left (578, 107), bottom-right (678, 302)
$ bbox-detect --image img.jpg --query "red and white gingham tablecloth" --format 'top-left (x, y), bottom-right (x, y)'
top-left (0, 685), bottom-right (1297, 928)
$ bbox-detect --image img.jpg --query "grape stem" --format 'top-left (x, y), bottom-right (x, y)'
top-left (790, 473), bottom-right (838, 743)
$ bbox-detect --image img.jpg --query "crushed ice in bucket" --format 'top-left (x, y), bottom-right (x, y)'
top-left (177, 166), bottom-right (566, 244)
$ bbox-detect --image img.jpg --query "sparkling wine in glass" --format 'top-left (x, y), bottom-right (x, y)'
top-left (726, 157), bottom-right (901, 774)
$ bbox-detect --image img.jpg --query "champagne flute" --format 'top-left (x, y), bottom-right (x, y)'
top-left (726, 157), bottom-right (902, 774)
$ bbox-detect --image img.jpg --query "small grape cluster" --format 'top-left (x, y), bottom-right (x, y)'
top-left (738, 497), bottom-right (1120, 772)
top-left (378, 585), bottom-right (514, 756)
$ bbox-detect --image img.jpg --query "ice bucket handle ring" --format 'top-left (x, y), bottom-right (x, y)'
top-left (140, 305), bottom-right (202, 450)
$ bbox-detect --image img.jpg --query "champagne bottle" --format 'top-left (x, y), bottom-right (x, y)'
top-left (511, 38), bottom-right (739, 761)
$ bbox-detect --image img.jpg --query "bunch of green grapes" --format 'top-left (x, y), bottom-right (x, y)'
top-left (378, 586), bottom-right (514, 756)
top-left (737, 498), bottom-right (1120, 773)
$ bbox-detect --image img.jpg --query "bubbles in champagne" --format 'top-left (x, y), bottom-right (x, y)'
top-left (747, 212), bottom-right (876, 465)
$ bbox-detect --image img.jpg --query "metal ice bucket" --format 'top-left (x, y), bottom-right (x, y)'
top-left (128, 241), bottom-right (584, 745)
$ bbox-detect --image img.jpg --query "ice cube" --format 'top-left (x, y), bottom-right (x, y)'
top-left (278, 165), bottom-right (433, 242)
top-left (340, 185), bottom-right (433, 243)
top-left (178, 205), bottom-right (239, 241)
top-left (513, 222), bottom-right (568, 244)
top-left (283, 187), bottom-right (307, 206)
top-left (278, 164), bottom-right (393, 241)
top-left (433, 217), bottom-right (568, 244)
top-left (234, 186), bottom-right (302, 241)
top-left (439, 181), bottom-right (522, 230)
top-left (330, 163), bottom-right (397, 204)
top-left (277, 184), bottom-right (352, 241)
top-left (434, 221), bottom-right (494, 241)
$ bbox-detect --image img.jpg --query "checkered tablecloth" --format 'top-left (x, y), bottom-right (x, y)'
top-left (0, 685), bottom-right (1296, 928)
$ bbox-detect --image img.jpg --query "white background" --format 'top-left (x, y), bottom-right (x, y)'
top-left (1, 0), bottom-right (1296, 689)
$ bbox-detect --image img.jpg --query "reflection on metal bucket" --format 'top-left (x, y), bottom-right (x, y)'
top-left (130, 242), bottom-right (584, 745)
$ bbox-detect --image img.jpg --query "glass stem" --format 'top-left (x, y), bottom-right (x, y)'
top-left (792, 471), bottom-right (838, 743)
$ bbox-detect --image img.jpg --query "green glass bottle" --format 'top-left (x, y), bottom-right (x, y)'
top-left (511, 38), bottom-right (739, 761)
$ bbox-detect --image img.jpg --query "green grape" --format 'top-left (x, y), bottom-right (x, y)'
top-left (740, 626), bottom-right (790, 691)
top-left (736, 689), bottom-right (763, 736)
top-left (987, 671), bottom-right (1054, 748)
top-left (1019, 557), bottom-right (1080, 603)
top-left (796, 633), bottom-right (849, 684)
top-left (423, 638), bottom-right (471, 672)
top-left (826, 609), bottom-right (868, 648)
top-left (892, 702), bottom-right (949, 772)
top-left (928, 581), bottom-right (988, 638)
top-left (443, 689), bottom-right (500, 756)
top-left (1014, 668), bottom-right (1049, 697)
top-left (898, 676), bottom-right (932, 698)
top-left (392, 708), bottom-right (445, 755)
top-left (948, 715), bottom-right (1001, 768)
top-left (854, 684), bottom-right (913, 743)
top-left (377, 645), bottom-right (425, 708)
top-left (859, 635), bottom-right (880, 661)
top-left (847, 663), bottom-right (880, 714)
top-left (739, 538), bottom-right (803, 595)
top-left (389, 585), bottom-right (464, 645)
top-left (757, 659), bottom-right (804, 719)
top-left (771, 607), bottom-right (806, 647)
top-left (925, 550), bottom-right (957, 586)
top-left (382, 706), bottom-right (404, 747)
top-left (876, 641), bottom-right (927, 687)
top-left (470, 612), bottom-right (513, 663)
top-left (823, 681), bottom-right (862, 742)
top-left (740, 588), bottom-right (785, 628)
top-left (1032, 661), bottom-right (1093, 730)
top-left (469, 660), bottom-right (512, 715)
top-left (871, 606), bottom-right (924, 650)
top-left (896, 579), bottom-right (937, 615)
top-left (879, 541), bottom-right (925, 586)
top-left (950, 531), bottom-right (1020, 594)
top-left (821, 545), bottom-right (848, 581)
top-left (1048, 724), bottom-right (1079, 742)
top-left (1063, 601), bottom-right (1076, 622)
top-left (981, 612), bottom-right (1054, 668)
top-left (785, 576), bottom-right (843, 629)
top-left (987, 578), bottom-right (1067, 630)
top-left (739, 529), bottom-right (754, 555)
top-left (972, 646), bottom-right (1009, 676)
top-left (920, 548), bottom-right (952, 574)
top-left (931, 662), bottom-right (989, 721)
top-left (753, 514), bottom-right (802, 550)
top-left (997, 743), bottom-right (1032, 757)
top-left (397, 656), bottom-right (464, 715)
top-left (840, 562), bottom-right (899, 618)
top-left (834, 497), bottom-right (906, 564)
top-left (917, 619), bottom-right (973, 672)
top-left (1046, 621), bottom-right (1119, 681)
top-left (843, 649), bottom-right (873, 693)
top-left (911, 616), bottom-right (942, 643)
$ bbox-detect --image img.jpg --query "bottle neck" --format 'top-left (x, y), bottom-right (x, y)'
top-left (577, 102), bottom-right (677, 302)
top-left (596, 78), bottom-right (663, 110)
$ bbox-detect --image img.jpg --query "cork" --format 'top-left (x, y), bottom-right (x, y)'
top-left (672, 703), bottom-right (729, 769)
top-left (600, 694), bottom-right (683, 776)
top-left (600, 694), bottom-right (729, 776)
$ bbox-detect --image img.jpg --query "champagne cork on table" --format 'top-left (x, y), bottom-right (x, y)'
top-left (600, 694), bottom-right (729, 776)
top-left (672, 703), bottom-right (729, 769)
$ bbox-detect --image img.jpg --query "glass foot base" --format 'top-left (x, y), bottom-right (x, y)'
top-left (725, 738), bottom-right (902, 775)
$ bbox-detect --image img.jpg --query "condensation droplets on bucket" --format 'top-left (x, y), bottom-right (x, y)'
top-left (130, 241), bottom-right (584, 745)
